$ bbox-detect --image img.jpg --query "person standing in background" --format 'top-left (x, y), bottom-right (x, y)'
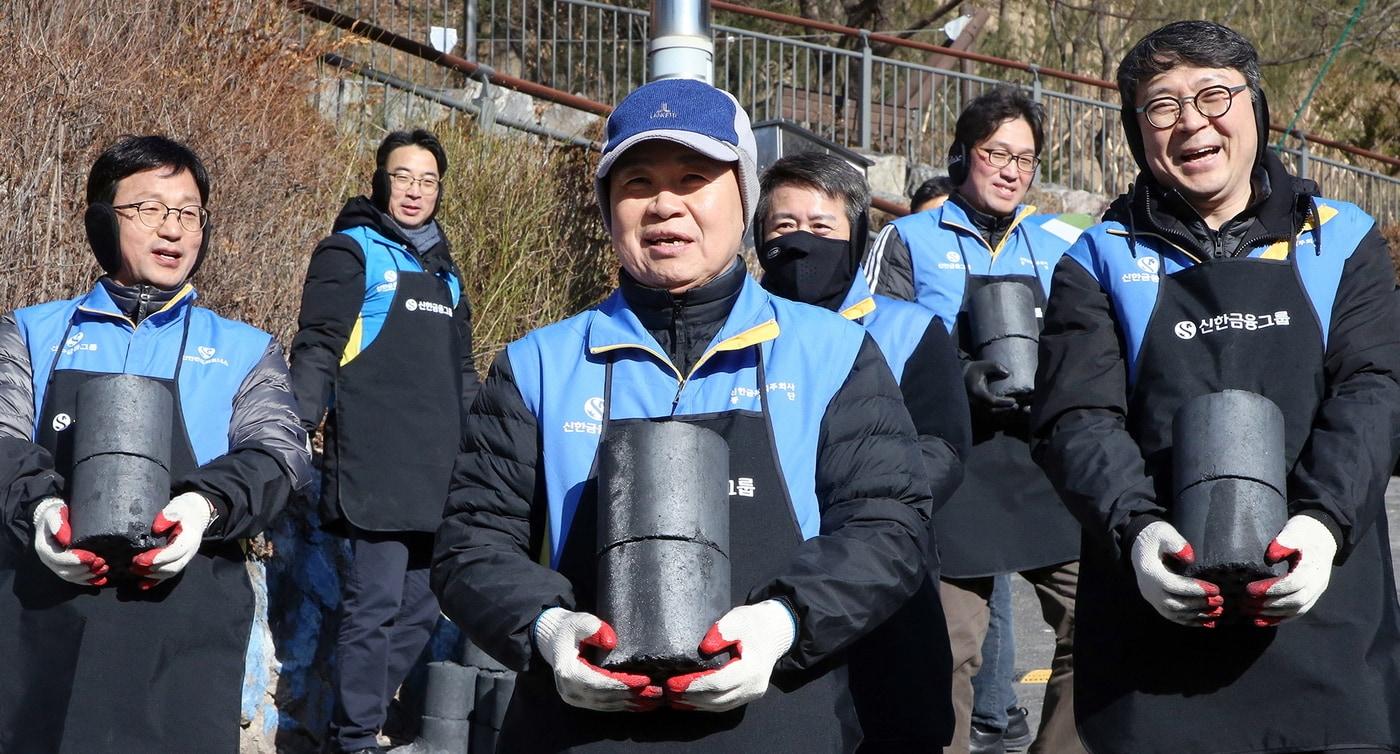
top-left (866, 89), bottom-right (1086, 754)
top-left (290, 129), bottom-right (480, 754)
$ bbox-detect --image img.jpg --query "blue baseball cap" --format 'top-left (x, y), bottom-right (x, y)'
top-left (595, 78), bottom-right (759, 232)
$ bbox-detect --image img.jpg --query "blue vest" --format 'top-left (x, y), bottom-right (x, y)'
top-left (337, 225), bottom-right (462, 365)
top-left (508, 275), bottom-right (868, 568)
top-left (14, 283), bottom-right (274, 465)
top-left (888, 202), bottom-right (1071, 329)
top-left (838, 271), bottom-right (939, 383)
top-left (1064, 199), bottom-right (1373, 385)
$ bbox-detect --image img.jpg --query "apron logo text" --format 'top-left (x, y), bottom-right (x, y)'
top-left (728, 477), bottom-right (756, 497)
top-left (184, 346), bottom-right (230, 366)
top-left (1175, 310), bottom-right (1292, 340)
top-left (938, 250), bottom-right (966, 271)
top-left (405, 298), bottom-right (453, 316)
top-left (53, 332), bottom-right (98, 356)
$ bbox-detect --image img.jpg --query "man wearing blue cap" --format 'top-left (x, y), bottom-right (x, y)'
top-left (432, 78), bottom-right (937, 751)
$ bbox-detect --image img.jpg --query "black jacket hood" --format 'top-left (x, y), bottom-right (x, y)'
top-left (1106, 149), bottom-right (1321, 259)
top-left (330, 196), bottom-right (457, 277)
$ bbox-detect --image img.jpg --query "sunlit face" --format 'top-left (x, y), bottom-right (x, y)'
top-left (607, 141), bottom-right (744, 293)
top-left (1136, 65), bottom-right (1257, 224)
top-left (959, 117), bottom-right (1036, 217)
top-left (384, 145), bottom-right (440, 228)
top-left (762, 184), bottom-right (851, 242)
top-left (111, 167), bottom-right (203, 290)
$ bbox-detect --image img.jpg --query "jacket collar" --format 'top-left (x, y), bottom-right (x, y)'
top-left (1116, 150), bottom-right (1312, 252)
top-left (938, 199), bottom-right (1038, 256)
top-left (76, 280), bottom-right (196, 327)
top-left (837, 271), bottom-right (877, 321)
top-left (587, 272), bottom-right (780, 381)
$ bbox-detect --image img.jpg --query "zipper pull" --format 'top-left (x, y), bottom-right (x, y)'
top-left (672, 378), bottom-right (685, 414)
top-left (136, 286), bottom-right (153, 324)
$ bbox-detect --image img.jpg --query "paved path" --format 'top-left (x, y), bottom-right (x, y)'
top-left (1004, 476), bottom-right (1400, 737)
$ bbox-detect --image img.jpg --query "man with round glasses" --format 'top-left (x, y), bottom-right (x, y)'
top-left (290, 128), bottom-right (479, 753)
top-left (1034, 20), bottom-right (1400, 751)
top-left (866, 87), bottom-right (1085, 754)
top-left (0, 135), bottom-right (312, 750)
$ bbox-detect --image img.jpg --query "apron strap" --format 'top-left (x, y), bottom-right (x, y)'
top-left (43, 318), bottom-right (78, 401)
top-left (171, 310), bottom-right (193, 384)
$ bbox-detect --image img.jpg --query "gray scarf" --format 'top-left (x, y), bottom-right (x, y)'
top-left (390, 216), bottom-right (443, 255)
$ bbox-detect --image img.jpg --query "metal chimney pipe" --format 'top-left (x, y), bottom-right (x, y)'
top-left (648, 0), bottom-right (714, 83)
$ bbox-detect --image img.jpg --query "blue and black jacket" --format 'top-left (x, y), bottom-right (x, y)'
top-left (0, 281), bottom-right (312, 543)
top-left (838, 272), bottom-right (969, 505)
top-left (288, 196), bottom-right (479, 432)
top-left (432, 264), bottom-right (934, 675)
top-left (1033, 157), bottom-right (1400, 564)
top-left (864, 198), bottom-right (1071, 329)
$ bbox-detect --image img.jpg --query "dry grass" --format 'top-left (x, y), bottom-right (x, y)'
top-left (1383, 223), bottom-right (1400, 284)
top-left (0, 1), bottom-right (364, 340)
top-left (434, 124), bottom-right (616, 366)
top-left (0, 1), bottom-right (617, 364)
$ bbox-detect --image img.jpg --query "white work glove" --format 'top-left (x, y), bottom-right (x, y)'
top-left (664, 599), bottom-right (797, 712)
top-left (533, 607), bottom-right (663, 712)
top-left (1130, 520), bottom-right (1224, 628)
top-left (129, 492), bottom-right (213, 590)
top-left (31, 497), bottom-right (110, 587)
top-left (1244, 514), bottom-right (1339, 627)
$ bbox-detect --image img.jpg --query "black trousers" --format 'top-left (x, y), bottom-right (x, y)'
top-left (330, 530), bottom-right (440, 752)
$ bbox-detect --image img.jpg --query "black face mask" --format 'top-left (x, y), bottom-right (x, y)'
top-left (759, 231), bottom-right (855, 311)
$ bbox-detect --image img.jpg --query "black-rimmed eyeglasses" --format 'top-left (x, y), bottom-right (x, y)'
top-left (113, 201), bottom-right (209, 232)
top-left (977, 148), bottom-right (1040, 174)
top-left (1135, 83), bottom-right (1249, 129)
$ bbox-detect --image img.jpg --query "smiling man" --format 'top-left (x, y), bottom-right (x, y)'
top-left (289, 129), bottom-right (480, 753)
top-left (1033, 21), bottom-right (1400, 751)
top-left (0, 135), bottom-right (312, 751)
top-left (431, 78), bottom-right (934, 752)
top-left (865, 88), bottom-right (1086, 754)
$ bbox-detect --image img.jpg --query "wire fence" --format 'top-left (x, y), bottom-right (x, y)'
top-left (297, 0), bottom-right (1400, 223)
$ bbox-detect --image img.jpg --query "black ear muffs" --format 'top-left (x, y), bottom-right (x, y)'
top-left (189, 219), bottom-right (212, 278)
top-left (84, 202), bottom-right (214, 282)
top-left (370, 168), bottom-right (392, 212)
top-left (84, 203), bottom-right (121, 274)
top-left (947, 142), bottom-right (970, 186)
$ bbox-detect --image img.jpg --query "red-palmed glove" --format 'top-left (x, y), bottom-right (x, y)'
top-left (1244, 515), bottom-right (1338, 627)
top-left (31, 497), bottom-right (109, 587)
top-left (533, 607), bottom-right (663, 712)
top-left (1130, 520), bottom-right (1224, 628)
top-left (665, 599), bottom-right (797, 712)
top-left (130, 492), bottom-right (213, 590)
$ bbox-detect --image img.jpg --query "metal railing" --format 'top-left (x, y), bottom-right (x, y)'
top-left (296, 0), bottom-right (1400, 223)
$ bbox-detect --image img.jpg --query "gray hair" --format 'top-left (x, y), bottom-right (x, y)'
top-left (755, 152), bottom-right (869, 239)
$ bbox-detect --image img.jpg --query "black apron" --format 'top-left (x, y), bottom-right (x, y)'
top-left (0, 313), bottom-right (250, 754)
top-left (1075, 251), bottom-right (1400, 752)
top-left (323, 265), bottom-right (462, 533)
top-left (934, 243), bottom-right (1081, 578)
top-left (499, 349), bottom-right (860, 753)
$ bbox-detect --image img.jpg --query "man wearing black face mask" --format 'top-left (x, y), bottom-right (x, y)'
top-left (757, 151), bottom-right (967, 751)
top-left (865, 89), bottom-right (1087, 754)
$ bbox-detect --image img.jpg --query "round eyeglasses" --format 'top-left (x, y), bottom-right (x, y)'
top-left (1136, 83), bottom-right (1249, 129)
top-left (113, 200), bottom-right (210, 233)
